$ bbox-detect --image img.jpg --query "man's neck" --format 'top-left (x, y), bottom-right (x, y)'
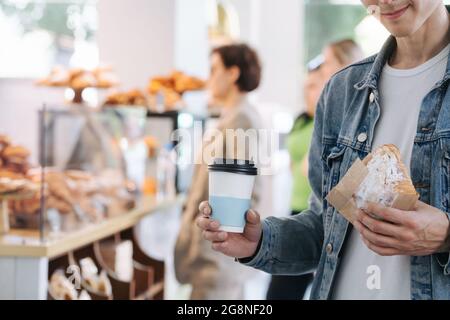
top-left (390, 5), bottom-right (449, 69)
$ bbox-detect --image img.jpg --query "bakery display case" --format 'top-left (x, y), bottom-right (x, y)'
top-left (0, 104), bottom-right (187, 300)
top-left (16, 105), bottom-right (137, 234)
top-left (36, 103), bottom-right (204, 203)
top-left (1, 55), bottom-right (207, 299)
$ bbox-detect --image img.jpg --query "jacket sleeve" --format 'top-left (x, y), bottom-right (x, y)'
top-left (240, 84), bottom-right (329, 275)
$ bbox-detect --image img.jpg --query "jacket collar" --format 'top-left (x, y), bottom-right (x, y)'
top-left (355, 5), bottom-right (450, 91)
top-left (354, 36), bottom-right (396, 91)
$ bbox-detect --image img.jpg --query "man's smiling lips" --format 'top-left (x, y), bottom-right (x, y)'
top-left (381, 4), bottom-right (410, 20)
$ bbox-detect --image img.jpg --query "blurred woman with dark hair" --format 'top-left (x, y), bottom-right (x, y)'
top-left (174, 43), bottom-right (264, 299)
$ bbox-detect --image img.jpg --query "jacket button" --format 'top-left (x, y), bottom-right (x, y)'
top-left (326, 243), bottom-right (333, 254)
top-left (369, 92), bottom-right (375, 103)
top-left (357, 132), bottom-right (368, 143)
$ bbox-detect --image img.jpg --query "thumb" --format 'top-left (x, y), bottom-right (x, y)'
top-left (245, 209), bottom-right (261, 225)
top-left (244, 209), bottom-right (262, 242)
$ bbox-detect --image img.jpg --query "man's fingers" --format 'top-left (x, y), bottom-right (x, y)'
top-left (360, 235), bottom-right (399, 256)
top-left (354, 220), bottom-right (402, 249)
top-left (212, 241), bottom-right (228, 252)
top-left (199, 201), bottom-right (212, 216)
top-left (245, 209), bottom-right (260, 225)
top-left (196, 215), bottom-right (220, 231)
top-left (364, 202), bottom-right (407, 225)
top-left (203, 230), bottom-right (227, 242)
top-left (357, 210), bottom-right (404, 237)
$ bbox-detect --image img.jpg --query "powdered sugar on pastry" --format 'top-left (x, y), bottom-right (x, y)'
top-left (355, 150), bottom-right (405, 208)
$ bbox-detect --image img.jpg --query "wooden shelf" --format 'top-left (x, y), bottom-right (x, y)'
top-left (0, 194), bottom-right (184, 259)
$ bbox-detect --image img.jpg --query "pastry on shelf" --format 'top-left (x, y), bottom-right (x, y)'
top-left (146, 70), bottom-right (204, 112)
top-left (46, 195), bottom-right (73, 215)
top-left (0, 177), bottom-right (27, 194)
top-left (1, 146), bottom-right (30, 174)
top-left (68, 67), bottom-right (85, 82)
top-left (147, 88), bottom-right (183, 112)
top-left (46, 172), bottom-right (75, 205)
top-left (65, 169), bottom-right (94, 182)
top-left (147, 70), bottom-right (205, 95)
top-left (9, 192), bottom-right (41, 215)
top-left (148, 76), bottom-right (174, 94)
top-left (0, 137), bottom-right (136, 225)
top-left (172, 71), bottom-right (205, 93)
top-left (0, 136), bottom-right (38, 199)
top-left (10, 168), bottom-right (135, 223)
top-left (9, 182), bottom-right (67, 216)
top-left (148, 78), bottom-right (164, 95)
top-left (36, 66), bottom-right (70, 87)
top-left (49, 270), bottom-right (91, 300)
top-left (11, 171), bottom-right (75, 216)
top-left (94, 66), bottom-right (120, 88)
top-left (0, 138), bottom-right (31, 176)
top-left (104, 91), bottom-right (129, 105)
top-left (127, 89), bottom-right (148, 106)
top-left (103, 88), bottom-right (148, 107)
top-left (0, 135), bottom-right (11, 149)
top-left (49, 271), bottom-right (79, 300)
top-left (80, 257), bottom-right (113, 296)
top-left (36, 66), bottom-right (120, 92)
top-left (66, 170), bottom-right (100, 195)
top-left (2, 145), bottom-right (30, 160)
top-left (0, 169), bottom-right (25, 180)
top-left (70, 72), bottom-right (97, 90)
top-left (163, 87), bottom-right (182, 110)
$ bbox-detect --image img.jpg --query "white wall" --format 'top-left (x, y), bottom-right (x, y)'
top-left (253, 0), bottom-right (303, 114)
top-left (97, 0), bottom-right (305, 114)
top-left (0, 0), bottom-right (179, 160)
top-left (227, 0), bottom-right (304, 115)
top-left (226, 0), bottom-right (253, 44)
top-left (224, 0), bottom-right (304, 220)
top-left (174, 0), bottom-right (209, 79)
top-left (0, 79), bottom-right (65, 164)
top-left (97, 0), bottom-right (176, 88)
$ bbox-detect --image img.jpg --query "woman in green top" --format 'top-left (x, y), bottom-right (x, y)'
top-left (287, 75), bottom-right (320, 215)
top-left (266, 39), bottom-right (364, 300)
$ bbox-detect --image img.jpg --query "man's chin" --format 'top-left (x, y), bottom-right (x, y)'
top-left (384, 25), bottom-right (417, 38)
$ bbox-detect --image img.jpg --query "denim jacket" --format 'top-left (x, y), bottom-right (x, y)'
top-left (243, 34), bottom-right (450, 299)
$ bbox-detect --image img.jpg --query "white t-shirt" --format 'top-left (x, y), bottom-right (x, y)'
top-left (332, 44), bottom-right (450, 300)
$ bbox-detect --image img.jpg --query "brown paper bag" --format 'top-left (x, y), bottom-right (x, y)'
top-left (326, 151), bottom-right (419, 224)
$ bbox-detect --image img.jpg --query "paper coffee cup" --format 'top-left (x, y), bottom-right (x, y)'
top-left (208, 158), bottom-right (257, 233)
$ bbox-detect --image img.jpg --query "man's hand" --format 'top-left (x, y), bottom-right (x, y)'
top-left (196, 201), bottom-right (263, 259)
top-left (354, 201), bottom-right (450, 256)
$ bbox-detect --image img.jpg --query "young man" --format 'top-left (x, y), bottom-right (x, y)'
top-left (197, 0), bottom-right (450, 299)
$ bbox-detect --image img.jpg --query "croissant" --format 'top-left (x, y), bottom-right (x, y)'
top-left (355, 144), bottom-right (417, 209)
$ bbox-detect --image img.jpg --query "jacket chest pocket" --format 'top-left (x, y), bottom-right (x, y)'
top-left (322, 145), bottom-right (347, 231)
top-left (322, 144), bottom-right (365, 232)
